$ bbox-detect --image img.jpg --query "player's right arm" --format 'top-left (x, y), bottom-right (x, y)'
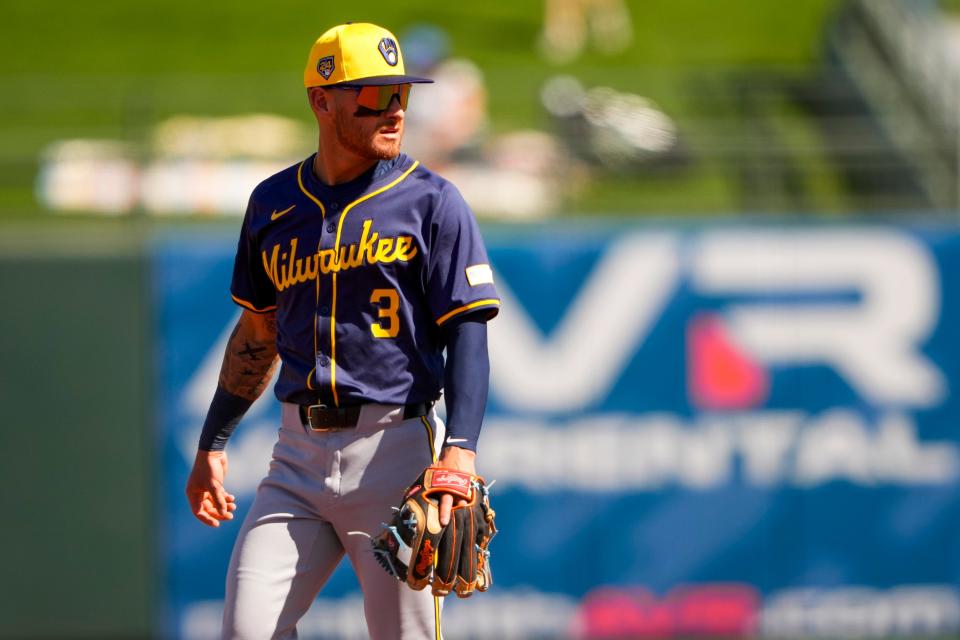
top-left (186, 309), bottom-right (279, 527)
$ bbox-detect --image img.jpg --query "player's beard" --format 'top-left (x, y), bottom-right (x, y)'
top-left (333, 108), bottom-right (402, 160)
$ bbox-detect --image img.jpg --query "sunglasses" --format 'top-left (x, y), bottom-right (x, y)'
top-left (339, 84), bottom-right (412, 112)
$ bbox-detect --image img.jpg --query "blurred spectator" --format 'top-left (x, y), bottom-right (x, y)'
top-left (400, 24), bottom-right (488, 167)
top-left (400, 24), bottom-right (578, 219)
top-left (541, 75), bottom-right (687, 172)
top-left (539, 0), bottom-right (633, 63)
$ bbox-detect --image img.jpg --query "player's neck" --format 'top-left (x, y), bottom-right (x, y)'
top-left (312, 145), bottom-right (378, 187)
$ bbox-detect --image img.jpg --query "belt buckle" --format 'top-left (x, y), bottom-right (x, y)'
top-left (306, 404), bottom-right (337, 432)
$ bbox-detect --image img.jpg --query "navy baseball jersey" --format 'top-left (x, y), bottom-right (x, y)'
top-left (230, 153), bottom-right (500, 407)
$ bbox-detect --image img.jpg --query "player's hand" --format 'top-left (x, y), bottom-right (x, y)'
top-left (435, 446), bottom-right (477, 526)
top-left (186, 450), bottom-right (237, 527)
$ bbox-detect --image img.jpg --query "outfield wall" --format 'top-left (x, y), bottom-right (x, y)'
top-left (156, 221), bottom-right (960, 639)
top-left (0, 246), bottom-right (154, 639)
top-left (2, 219), bottom-right (957, 639)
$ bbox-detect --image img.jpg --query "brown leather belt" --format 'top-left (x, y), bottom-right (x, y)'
top-left (298, 402), bottom-right (432, 432)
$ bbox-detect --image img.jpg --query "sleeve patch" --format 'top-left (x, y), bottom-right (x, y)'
top-left (465, 264), bottom-right (494, 286)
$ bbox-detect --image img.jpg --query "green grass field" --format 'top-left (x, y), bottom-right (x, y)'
top-left (2, 0), bottom-right (842, 218)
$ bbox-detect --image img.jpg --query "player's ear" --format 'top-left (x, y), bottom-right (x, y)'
top-left (307, 87), bottom-right (331, 116)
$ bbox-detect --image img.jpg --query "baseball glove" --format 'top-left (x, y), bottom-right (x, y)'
top-left (372, 467), bottom-right (497, 597)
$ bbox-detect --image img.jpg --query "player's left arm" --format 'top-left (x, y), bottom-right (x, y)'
top-left (421, 181), bottom-right (499, 524)
top-left (434, 315), bottom-right (489, 525)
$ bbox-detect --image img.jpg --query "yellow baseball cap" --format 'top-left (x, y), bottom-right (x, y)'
top-left (304, 22), bottom-right (434, 88)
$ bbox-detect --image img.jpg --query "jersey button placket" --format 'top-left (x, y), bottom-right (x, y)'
top-left (314, 206), bottom-right (337, 402)
top-left (326, 203), bottom-right (339, 233)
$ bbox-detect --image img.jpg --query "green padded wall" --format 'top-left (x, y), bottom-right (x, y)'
top-left (0, 233), bottom-right (154, 638)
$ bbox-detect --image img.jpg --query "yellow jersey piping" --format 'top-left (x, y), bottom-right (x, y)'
top-left (296, 160), bottom-right (326, 211)
top-left (420, 415), bottom-right (437, 462)
top-left (435, 299), bottom-right (500, 326)
top-left (231, 294), bottom-right (277, 314)
top-left (329, 160), bottom-right (420, 407)
top-left (420, 411), bottom-right (442, 640)
top-left (297, 160), bottom-right (327, 394)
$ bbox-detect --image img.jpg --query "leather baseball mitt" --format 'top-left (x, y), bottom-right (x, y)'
top-left (372, 467), bottom-right (497, 598)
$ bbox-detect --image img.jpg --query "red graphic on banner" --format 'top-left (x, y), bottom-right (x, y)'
top-left (574, 583), bottom-right (760, 638)
top-left (687, 313), bottom-right (769, 410)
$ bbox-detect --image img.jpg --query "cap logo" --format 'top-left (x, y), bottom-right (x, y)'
top-left (378, 38), bottom-right (399, 66)
top-left (317, 56), bottom-right (335, 80)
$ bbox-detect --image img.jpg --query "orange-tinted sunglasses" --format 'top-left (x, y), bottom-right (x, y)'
top-left (344, 83), bottom-right (412, 111)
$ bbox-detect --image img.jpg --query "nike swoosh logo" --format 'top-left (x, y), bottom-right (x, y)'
top-left (270, 204), bottom-right (296, 221)
top-left (446, 437), bottom-right (469, 444)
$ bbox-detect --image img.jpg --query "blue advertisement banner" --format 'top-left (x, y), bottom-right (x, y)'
top-left (156, 223), bottom-right (960, 639)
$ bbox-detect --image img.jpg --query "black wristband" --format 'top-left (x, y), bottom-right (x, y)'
top-left (198, 386), bottom-right (255, 451)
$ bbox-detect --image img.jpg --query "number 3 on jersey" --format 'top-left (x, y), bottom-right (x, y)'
top-left (370, 288), bottom-right (400, 338)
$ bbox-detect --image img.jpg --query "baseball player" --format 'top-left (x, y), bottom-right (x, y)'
top-left (184, 22), bottom-right (500, 640)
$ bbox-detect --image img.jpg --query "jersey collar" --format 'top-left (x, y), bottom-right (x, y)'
top-left (301, 153), bottom-right (413, 203)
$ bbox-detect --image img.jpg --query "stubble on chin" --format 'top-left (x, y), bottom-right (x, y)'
top-left (333, 110), bottom-right (402, 160)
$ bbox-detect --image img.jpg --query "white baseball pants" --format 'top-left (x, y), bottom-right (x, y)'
top-left (221, 403), bottom-right (445, 640)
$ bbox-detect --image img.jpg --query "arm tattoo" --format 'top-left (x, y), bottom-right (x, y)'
top-left (238, 342), bottom-right (268, 361)
top-left (219, 312), bottom-right (279, 400)
top-left (264, 312), bottom-right (278, 335)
